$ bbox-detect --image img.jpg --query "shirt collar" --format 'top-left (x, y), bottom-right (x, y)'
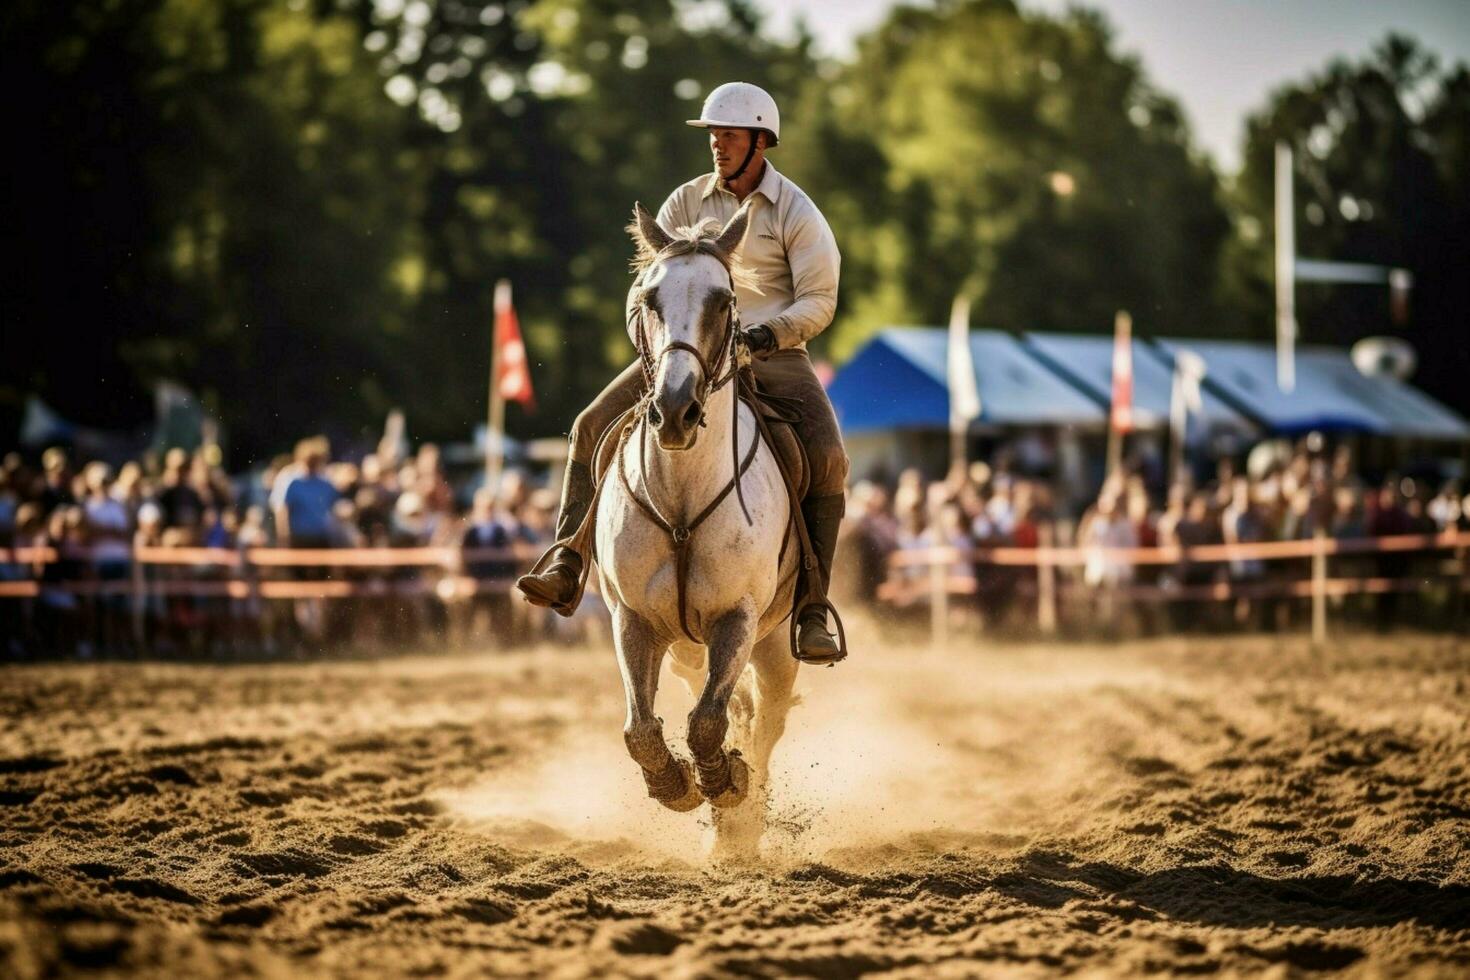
top-left (701, 161), bottom-right (783, 205)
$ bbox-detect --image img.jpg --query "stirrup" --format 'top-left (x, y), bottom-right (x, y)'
top-left (791, 601), bottom-right (847, 666)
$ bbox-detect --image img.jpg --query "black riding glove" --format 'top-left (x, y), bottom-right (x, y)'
top-left (741, 324), bottom-right (778, 359)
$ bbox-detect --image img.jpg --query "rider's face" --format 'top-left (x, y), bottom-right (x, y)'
top-left (710, 128), bottom-right (756, 178)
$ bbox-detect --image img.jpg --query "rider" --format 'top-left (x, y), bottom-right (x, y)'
top-left (516, 81), bottom-right (848, 665)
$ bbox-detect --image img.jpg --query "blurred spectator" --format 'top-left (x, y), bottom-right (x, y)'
top-left (846, 482), bottom-right (898, 604)
top-left (1427, 481), bottom-right (1462, 530)
top-left (157, 448), bottom-right (205, 535)
top-left (40, 447), bottom-right (75, 513)
top-left (4, 428), bottom-right (1467, 658)
top-left (273, 439), bottom-right (338, 550)
top-left (461, 487), bottom-right (518, 647)
top-left (1081, 492), bottom-right (1137, 589)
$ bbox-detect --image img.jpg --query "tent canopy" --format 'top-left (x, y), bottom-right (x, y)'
top-left (827, 328), bottom-right (1104, 434)
top-left (1022, 332), bottom-right (1252, 434)
top-left (827, 327), bottom-right (1469, 442)
top-left (1150, 338), bottom-right (1470, 440)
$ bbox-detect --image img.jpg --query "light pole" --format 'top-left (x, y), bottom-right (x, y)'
top-left (1274, 140), bottom-right (1413, 394)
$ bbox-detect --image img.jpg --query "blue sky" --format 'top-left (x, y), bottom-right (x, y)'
top-left (750, 0), bottom-right (1470, 172)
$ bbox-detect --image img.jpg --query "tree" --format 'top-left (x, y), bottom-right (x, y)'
top-left (359, 0), bottom-right (815, 441)
top-left (2, 0), bottom-right (421, 460)
top-left (3, 0), bottom-right (816, 458)
top-left (777, 0), bottom-right (1230, 358)
top-left (1226, 35), bottom-right (1470, 415)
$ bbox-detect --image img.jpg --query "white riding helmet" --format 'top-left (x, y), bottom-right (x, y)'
top-left (686, 82), bottom-right (780, 146)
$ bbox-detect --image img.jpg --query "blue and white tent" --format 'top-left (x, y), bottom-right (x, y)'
top-left (828, 327), bottom-right (1468, 442)
top-left (1150, 338), bottom-right (1470, 441)
top-left (1022, 332), bottom-right (1252, 435)
top-left (827, 327), bottom-right (1104, 433)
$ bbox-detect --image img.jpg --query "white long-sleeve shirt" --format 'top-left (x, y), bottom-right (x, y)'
top-left (626, 162), bottom-right (841, 351)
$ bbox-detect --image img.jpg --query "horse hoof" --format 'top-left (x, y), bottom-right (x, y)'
top-left (703, 752), bottom-right (749, 809)
top-left (648, 758), bottom-right (703, 813)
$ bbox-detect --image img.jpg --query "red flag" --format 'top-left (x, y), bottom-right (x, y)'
top-left (493, 280), bottom-right (535, 408)
top-left (1110, 311), bottom-right (1134, 434)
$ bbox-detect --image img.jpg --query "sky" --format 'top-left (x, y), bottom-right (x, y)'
top-left (749, 0), bottom-right (1470, 173)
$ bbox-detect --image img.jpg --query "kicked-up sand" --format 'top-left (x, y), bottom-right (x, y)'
top-left (0, 630), bottom-right (1467, 977)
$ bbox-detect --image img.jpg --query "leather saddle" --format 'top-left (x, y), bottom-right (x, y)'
top-left (591, 387), bottom-right (808, 503)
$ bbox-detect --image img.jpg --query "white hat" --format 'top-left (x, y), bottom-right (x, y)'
top-left (686, 82), bottom-right (780, 146)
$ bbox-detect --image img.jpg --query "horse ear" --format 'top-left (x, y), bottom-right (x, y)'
top-left (712, 206), bottom-right (750, 258)
top-left (630, 202), bottom-right (673, 255)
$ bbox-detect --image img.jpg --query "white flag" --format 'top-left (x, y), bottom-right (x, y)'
top-left (948, 294), bottom-right (981, 430)
top-left (1177, 350), bottom-right (1206, 414)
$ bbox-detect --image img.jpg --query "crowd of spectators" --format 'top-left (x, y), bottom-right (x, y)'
top-left (840, 439), bottom-right (1469, 635)
top-left (3, 434), bottom-right (1467, 657)
top-left (0, 440), bottom-right (586, 659)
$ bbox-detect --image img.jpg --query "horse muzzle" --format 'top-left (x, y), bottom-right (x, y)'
top-left (650, 374), bottom-right (704, 451)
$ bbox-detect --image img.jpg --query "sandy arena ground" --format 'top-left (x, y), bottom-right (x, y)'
top-left (1, 630), bottom-right (1468, 977)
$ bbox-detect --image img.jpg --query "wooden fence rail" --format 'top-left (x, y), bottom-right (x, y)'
top-left (881, 530), bottom-right (1470, 645)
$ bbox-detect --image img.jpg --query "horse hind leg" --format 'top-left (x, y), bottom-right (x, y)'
top-left (615, 610), bottom-right (701, 813)
top-left (747, 629), bottom-right (800, 780)
top-left (687, 606), bottom-right (757, 809)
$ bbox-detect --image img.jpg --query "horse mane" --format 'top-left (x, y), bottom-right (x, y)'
top-left (627, 218), bottom-right (762, 295)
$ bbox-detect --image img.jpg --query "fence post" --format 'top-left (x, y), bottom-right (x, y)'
top-left (243, 546), bottom-right (261, 645)
top-left (1311, 529), bottom-right (1327, 647)
top-left (1455, 539), bottom-right (1467, 631)
top-left (130, 548), bottom-right (146, 649)
top-left (1038, 524), bottom-right (1057, 635)
top-left (930, 546), bottom-right (949, 650)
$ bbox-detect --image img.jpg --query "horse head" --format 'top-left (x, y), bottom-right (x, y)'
top-left (628, 202), bottom-right (749, 450)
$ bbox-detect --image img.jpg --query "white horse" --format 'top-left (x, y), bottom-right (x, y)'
top-left (594, 203), bottom-right (802, 857)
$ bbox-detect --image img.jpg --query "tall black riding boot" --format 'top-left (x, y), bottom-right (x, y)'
top-left (794, 492), bottom-right (847, 665)
top-left (516, 460), bottom-right (593, 616)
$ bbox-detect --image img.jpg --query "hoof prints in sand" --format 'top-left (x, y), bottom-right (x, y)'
top-left (1, 637), bottom-right (1468, 976)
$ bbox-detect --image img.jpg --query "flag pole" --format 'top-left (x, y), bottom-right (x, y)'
top-left (1169, 364), bottom-right (1185, 490)
top-left (947, 294), bottom-right (980, 480)
top-left (1169, 350), bottom-right (1205, 491)
top-left (1106, 310), bottom-right (1131, 478)
top-left (1274, 140), bottom-right (1297, 393)
top-left (487, 280), bottom-right (510, 494)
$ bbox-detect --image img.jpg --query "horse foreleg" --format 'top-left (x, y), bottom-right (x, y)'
top-left (687, 604), bottom-right (756, 808)
top-left (615, 609), bottom-right (701, 813)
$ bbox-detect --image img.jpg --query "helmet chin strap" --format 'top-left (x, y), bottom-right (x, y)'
top-left (722, 128), bottom-right (762, 185)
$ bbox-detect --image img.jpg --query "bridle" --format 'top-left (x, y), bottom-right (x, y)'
top-left (633, 279), bottom-right (741, 423)
top-left (540, 221), bottom-right (847, 662)
top-left (630, 250), bottom-right (751, 514)
top-left (620, 249), bottom-right (764, 641)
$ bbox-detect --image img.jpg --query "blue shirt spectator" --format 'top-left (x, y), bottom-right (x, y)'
top-left (273, 438), bottom-right (338, 544)
top-left (281, 473), bottom-right (338, 541)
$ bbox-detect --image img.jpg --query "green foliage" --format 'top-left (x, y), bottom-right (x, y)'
top-left (778, 0), bottom-right (1229, 358)
top-left (4, 0), bottom-right (418, 456)
top-left (5, 0), bottom-right (1465, 459)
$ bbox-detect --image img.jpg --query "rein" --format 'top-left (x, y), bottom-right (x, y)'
top-left (632, 255), bottom-right (753, 527)
top-left (624, 252), bottom-right (758, 642)
top-left (603, 241), bottom-right (845, 662)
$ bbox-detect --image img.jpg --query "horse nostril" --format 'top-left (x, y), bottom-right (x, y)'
top-left (649, 404), bottom-right (664, 427)
top-left (681, 401), bottom-right (703, 429)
